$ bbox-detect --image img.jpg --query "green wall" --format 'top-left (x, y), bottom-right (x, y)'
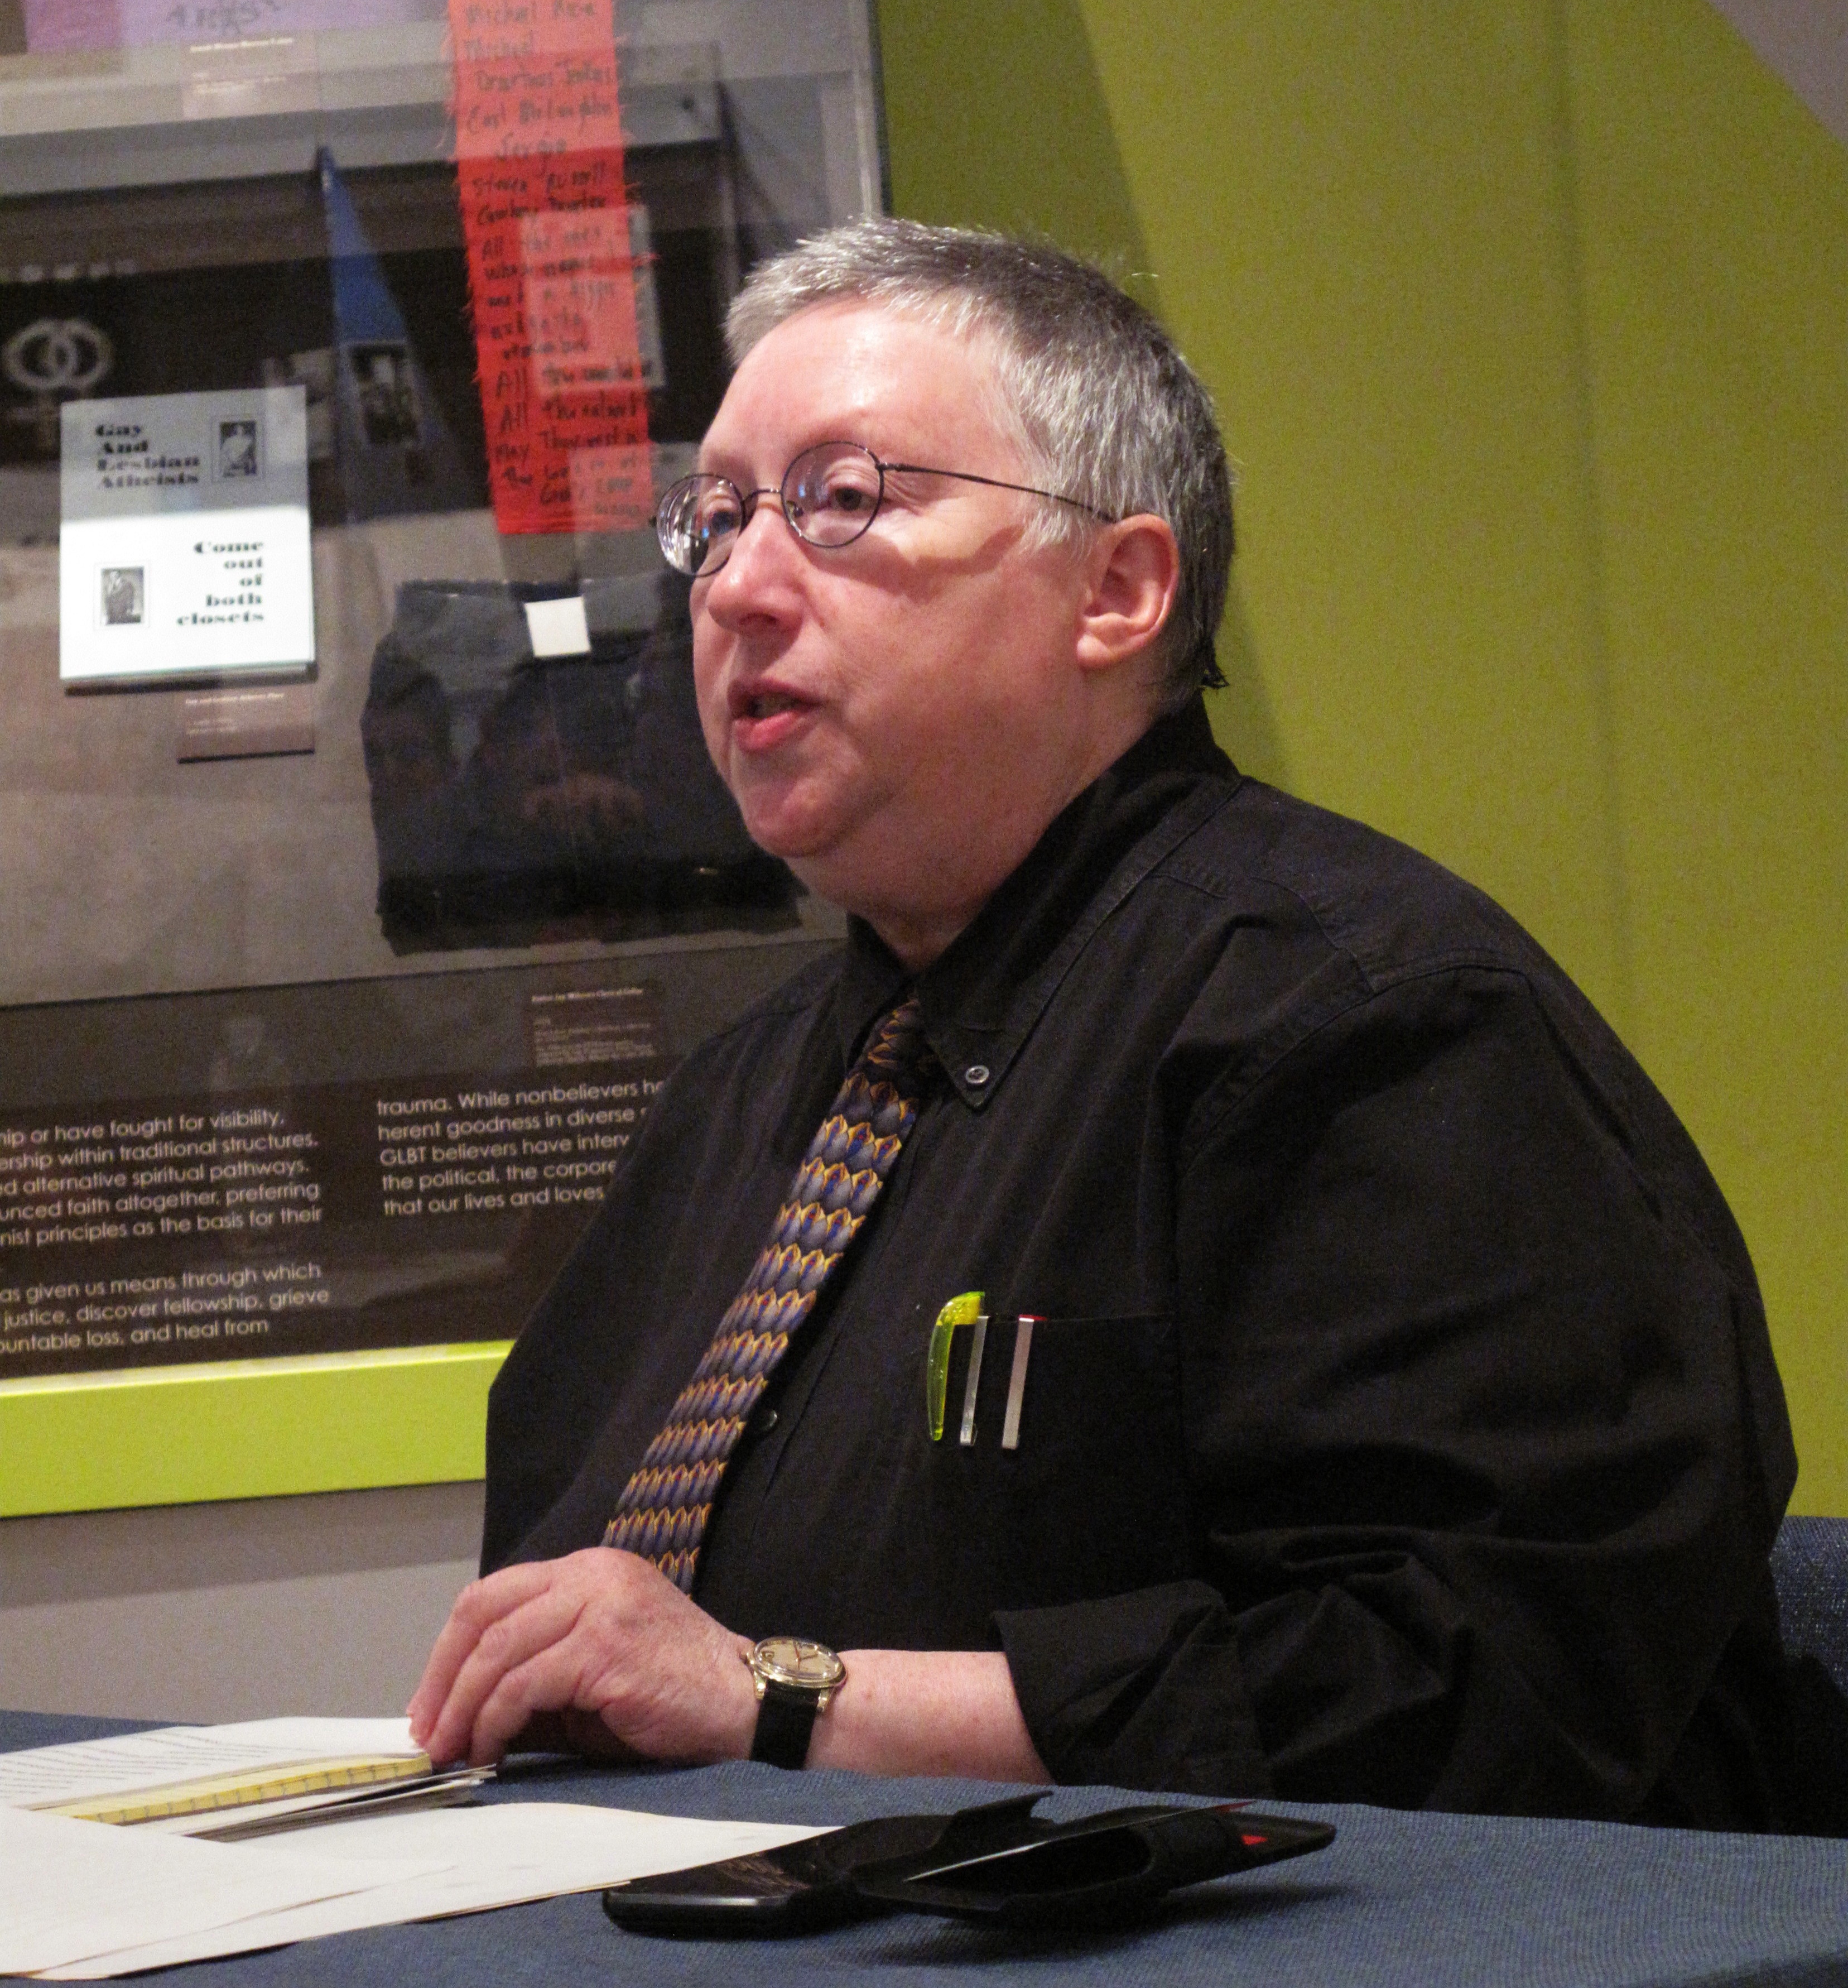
top-left (879, 0), bottom-right (1847, 1510)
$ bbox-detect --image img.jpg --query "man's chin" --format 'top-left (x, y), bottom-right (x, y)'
top-left (730, 794), bottom-right (841, 875)
top-left (776, 849), bottom-right (839, 901)
top-left (727, 789), bottom-right (891, 911)
top-left (758, 841), bottom-right (867, 919)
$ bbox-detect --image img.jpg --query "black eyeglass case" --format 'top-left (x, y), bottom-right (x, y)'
top-left (603, 1791), bottom-right (1335, 1937)
top-left (848, 1796), bottom-right (1335, 1929)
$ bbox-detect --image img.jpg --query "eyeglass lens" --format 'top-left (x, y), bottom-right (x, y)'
top-left (655, 443), bottom-right (888, 577)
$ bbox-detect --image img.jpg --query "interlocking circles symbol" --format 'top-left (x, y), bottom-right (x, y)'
top-left (2, 318), bottom-right (114, 396)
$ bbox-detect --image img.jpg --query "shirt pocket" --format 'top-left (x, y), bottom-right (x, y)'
top-left (922, 1310), bottom-right (1193, 1615)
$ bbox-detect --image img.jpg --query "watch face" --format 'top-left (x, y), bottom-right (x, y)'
top-left (755, 1636), bottom-right (846, 1691)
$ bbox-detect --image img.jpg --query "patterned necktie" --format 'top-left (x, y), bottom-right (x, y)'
top-left (603, 995), bottom-right (934, 1591)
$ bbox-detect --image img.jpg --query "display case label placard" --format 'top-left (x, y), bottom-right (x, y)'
top-left (58, 386), bottom-right (315, 686)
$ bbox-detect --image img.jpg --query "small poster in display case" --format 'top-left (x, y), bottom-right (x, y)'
top-left (58, 386), bottom-right (315, 687)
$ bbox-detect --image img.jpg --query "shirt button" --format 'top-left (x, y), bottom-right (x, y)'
top-left (965, 1064), bottom-right (990, 1087)
top-left (757, 1408), bottom-right (779, 1433)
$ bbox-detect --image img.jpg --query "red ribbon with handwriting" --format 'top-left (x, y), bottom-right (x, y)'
top-left (449, 0), bottom-right (652, 535)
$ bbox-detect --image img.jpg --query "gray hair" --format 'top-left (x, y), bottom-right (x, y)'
top-left (726, 219), bottom-right (1233, 712)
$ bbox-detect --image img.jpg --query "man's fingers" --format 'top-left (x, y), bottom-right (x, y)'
top-left (408, 1548), bottom-right (751, 1769)
top-left (450, 1641), bottom-right (605, 1766)
top-left (407, 1571), bottom-right (519, 1742)
top-left (420, 1582), bottom-right (595, 1766)
top-left (408, 1563), bottom-right (579, 1756)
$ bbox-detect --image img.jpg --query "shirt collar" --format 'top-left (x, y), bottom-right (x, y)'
top-left (836, 699), bottom-right (1238, 1105)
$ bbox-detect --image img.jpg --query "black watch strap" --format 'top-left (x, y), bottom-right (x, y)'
top-left (750, 1678), bottom-right (820, 1770)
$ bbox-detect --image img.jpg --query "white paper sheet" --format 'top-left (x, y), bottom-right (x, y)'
top-left (0, 1717), bottom-right (423, 1810)
top-left (57, 388), bottom-right (315, 685)
top-left (0, 1807), bottom-right (439, 1976)
top-left (198, 1718), bottom-right (421, 1756)
top-left (40, 1802), bottom-right (831, 1978)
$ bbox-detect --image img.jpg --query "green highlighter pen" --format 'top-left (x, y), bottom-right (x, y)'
top-left (927, 1290), bottom-right (984, 1443)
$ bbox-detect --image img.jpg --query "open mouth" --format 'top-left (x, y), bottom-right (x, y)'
top-left (731, 684), bottom-right (812, 722)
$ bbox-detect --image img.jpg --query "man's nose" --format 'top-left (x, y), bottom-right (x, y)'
top-left (702, 491), bottom-right (799, 612)
top-left (731, 488), bottom-right (790, 554)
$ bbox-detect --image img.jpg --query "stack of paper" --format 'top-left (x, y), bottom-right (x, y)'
top-left (0, 1716), bottom-right (450, 1832)
top-left (0, 1718), bottom-right (829, 1978)
top-left (0, 1806), bottom-right (446, 1977)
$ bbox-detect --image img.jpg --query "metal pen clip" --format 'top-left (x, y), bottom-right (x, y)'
top-left (1000, 1315), bottom-right (1036, 1451)
top-left (958, 1312), bottom-right (988, 1447)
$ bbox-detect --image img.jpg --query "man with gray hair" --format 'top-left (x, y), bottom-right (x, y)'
top-left (412, 220), bottom-right (1832, 1829)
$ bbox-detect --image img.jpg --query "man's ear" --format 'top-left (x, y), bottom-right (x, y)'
top-left (1073, 515), bottom-right (1181, 673)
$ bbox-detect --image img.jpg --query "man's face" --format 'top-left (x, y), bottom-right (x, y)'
top-left (690, 301), bottom-right (1103, 955)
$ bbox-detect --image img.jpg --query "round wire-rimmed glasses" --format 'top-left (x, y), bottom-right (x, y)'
top-left (653, 440), bottom-right (1113, 578)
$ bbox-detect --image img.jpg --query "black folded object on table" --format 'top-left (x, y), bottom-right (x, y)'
top-left (602, 1791), bottom-right (1335, 1937)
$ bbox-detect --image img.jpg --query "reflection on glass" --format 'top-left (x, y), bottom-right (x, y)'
top-left (362, 578), bottom-right (797, 951)
top-left (0, 1), bottom-right (878, 1395)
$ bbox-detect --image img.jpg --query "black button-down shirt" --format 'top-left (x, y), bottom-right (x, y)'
top-left (485, 699), bottom-right (1807, 1824)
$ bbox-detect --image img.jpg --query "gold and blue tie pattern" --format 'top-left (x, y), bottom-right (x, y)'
top-left (603, 996), bottom-right (933, 1591)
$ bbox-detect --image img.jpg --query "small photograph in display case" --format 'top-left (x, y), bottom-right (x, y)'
top-left (99, 565), bottom-right (145, 626)
top-left (214, 419), bottom-right (261, 481)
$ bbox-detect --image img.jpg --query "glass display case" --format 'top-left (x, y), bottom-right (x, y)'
top-left (0, 0), bottom-right (884, 1511)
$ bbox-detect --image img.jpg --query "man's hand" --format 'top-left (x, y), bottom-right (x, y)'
top-left (407, 1547), bottom-right (758, 1768)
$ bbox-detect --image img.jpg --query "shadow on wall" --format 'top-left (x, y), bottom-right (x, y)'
top-left (1209, 584), bottom-right (1288, 791)
top-left (880, 0), bottom-right (1157, 300)
top-left (878, 0), bottom-right (1283, 789)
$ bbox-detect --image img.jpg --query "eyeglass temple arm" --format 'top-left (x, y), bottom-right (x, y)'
top-left (876, 460), bottom-right (1115, 523)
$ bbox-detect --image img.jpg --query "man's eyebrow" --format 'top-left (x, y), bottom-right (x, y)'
top-left (692, 446), bottom-right (758, 482)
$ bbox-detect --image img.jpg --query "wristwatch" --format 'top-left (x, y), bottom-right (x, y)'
top-left (744, 1635), bottom-right (846, 1769)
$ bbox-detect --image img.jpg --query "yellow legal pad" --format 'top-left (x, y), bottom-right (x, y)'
top-left (43, 1752), bottom-right (434, 1826)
